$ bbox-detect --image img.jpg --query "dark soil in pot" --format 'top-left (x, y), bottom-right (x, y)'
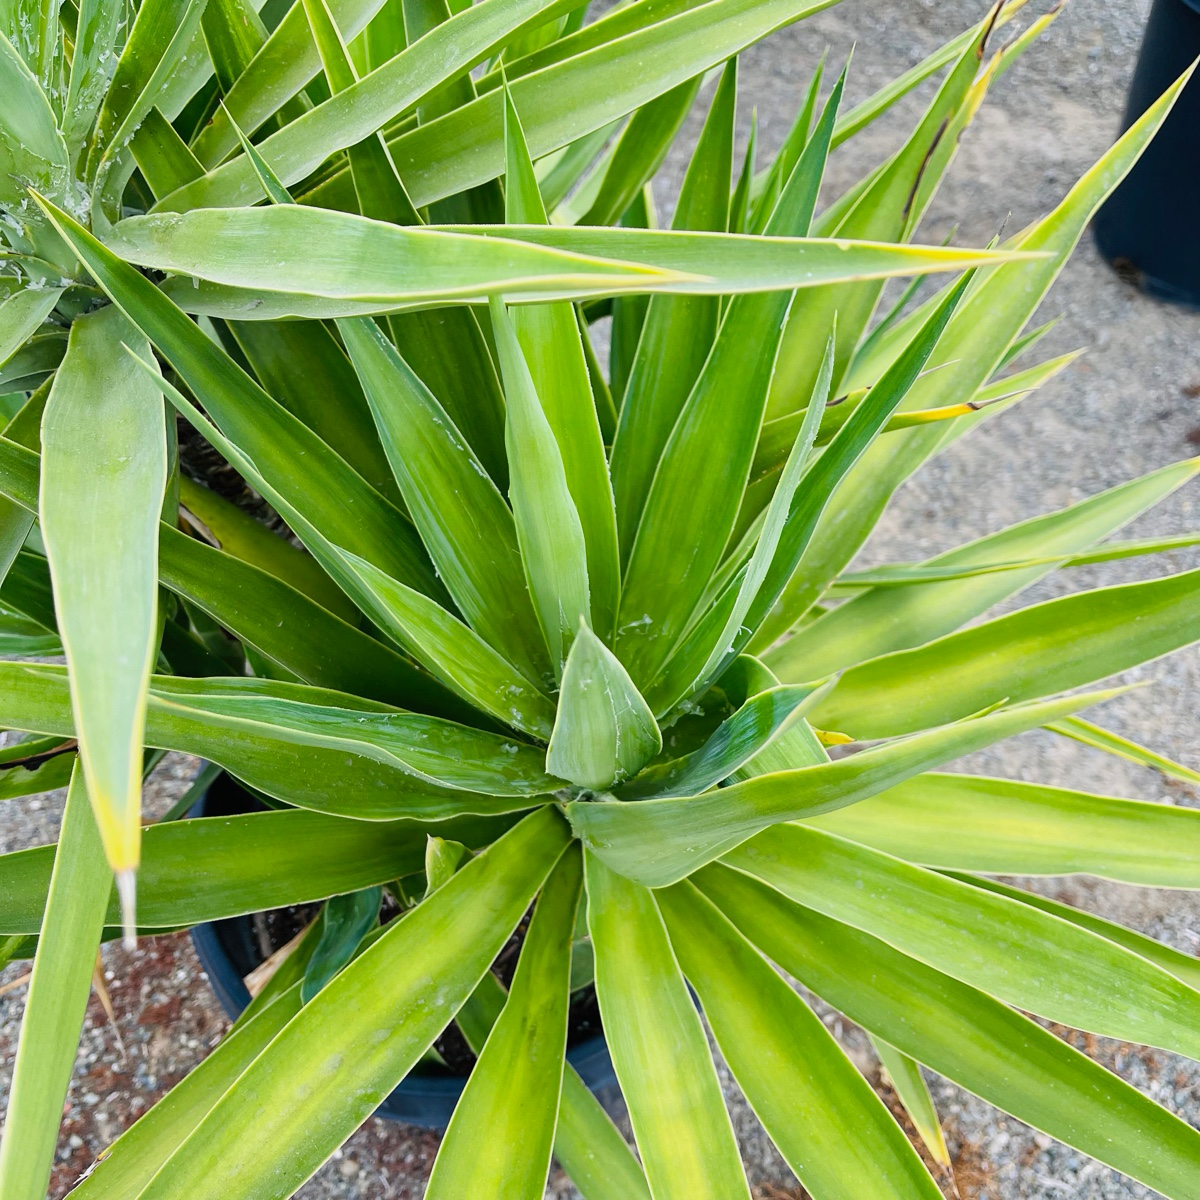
top-left (189, 771), bottom-right (615, 1129)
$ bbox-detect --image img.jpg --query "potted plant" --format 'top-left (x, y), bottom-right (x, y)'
top-left (1, 1), bottom-right (1199, 1198)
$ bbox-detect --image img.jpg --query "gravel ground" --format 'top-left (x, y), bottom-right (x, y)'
top-left (3, 0), bottom-right (1200, 1196)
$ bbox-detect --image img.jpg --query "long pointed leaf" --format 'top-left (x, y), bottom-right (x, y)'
top-left (614, 681), bottom-right (825, 801)
top-left (697, 862), bottom-right (1200, 1200)
top-left (69, 987), bottom-right (305, 1200)
top-left (0, 661), bottom-right (532, 821)
top-left (586, 851), bottom-right (750, 1200)
top-left (658, 880), bottom-right (942, 1199)
top-left (40, 305), bottom-right (166, 895)
top-left (191, 0), bottom-right (579, 169)
top-left (775, 457), bottom-right (1200, 679)
top-left (754, 65), bottom-right (1195, 638)
top-left (948, 873), bottom-right (1200, 993)
top-left (135, 807), bottom-right (569, 1200)
top-left (1049, 714), bottom-right (1200, 787)
top-left (504, 88), bottom-right (619, 642)
top-left (338, 314), bottom-right (551, 684)
top-left (35, 195), bottom-right (445, 605)
top-left (871, 1039), bottom-right (950, 1168)
top-left (0, 806), bottom-right (514, 935)
top-left (491, 294), bottom-right (591, 675)
top-left (0, 766), bottom-right (111, 1200)
top-left (427, 846), bottom-right (581, 1199)
top-left (330, 546), bottom-right (556, 737)
top-left (567, 688), bottom-right (1125, 886)
top-left (810, 772), bottom-right (1200, 888)
top-left (615, 77), bottom-right (844, 685)
top-left (610, 57), bottom-right (735, 559)
top-left (0, 439), bottom-right (463, 717)
top-left (807, 568), bottom-right (1200, 739)
top-left (724, 823), bottom-right (1200, 1059)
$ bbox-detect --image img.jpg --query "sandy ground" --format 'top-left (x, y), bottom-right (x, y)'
top-left (3, 0), bottom-right (1200, 1196)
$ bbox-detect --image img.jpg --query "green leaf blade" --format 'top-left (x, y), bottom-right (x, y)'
top-left (810, 772), bottom-right (1200, 888)
top-left (135, 807), bottom-right (570, 1200)
top-left (0, 766), bottom-right (112, 1200)
top-left (699, 862), bottom-right (1200, 1200)
top-left (658, 880), bottom-right (942, 1200)
top-left (491, 295), bottom-right (591, 675)
top-left (725, 823), bottom-right (1200, 1060)
top-left (585, 851), bottom-right (750, 1200)
top-left (427, 846), bottom-right (581, 1199)
top-left (337, 313), bottom-right (551, 685)
top-left (569, 688), bottom-right (1120, 886)
top-left (40, 305), bottom-right (167, 884)
top-left (806, 568), bottom-right (1200, 740)
top-left (547, 624), bottom-right (661, 790)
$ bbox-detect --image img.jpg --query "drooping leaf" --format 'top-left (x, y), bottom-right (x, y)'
top-left (40, 305), bottom-right (166, 903)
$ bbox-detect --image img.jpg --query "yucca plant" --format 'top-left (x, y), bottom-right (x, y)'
top-left (1, 0), bottom-right (1200, 1195)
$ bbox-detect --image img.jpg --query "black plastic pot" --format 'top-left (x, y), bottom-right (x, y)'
top-left (1092, 0), bottom-right (1200, 306)
top-left (189, 772), bottom-right (616, 1130)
